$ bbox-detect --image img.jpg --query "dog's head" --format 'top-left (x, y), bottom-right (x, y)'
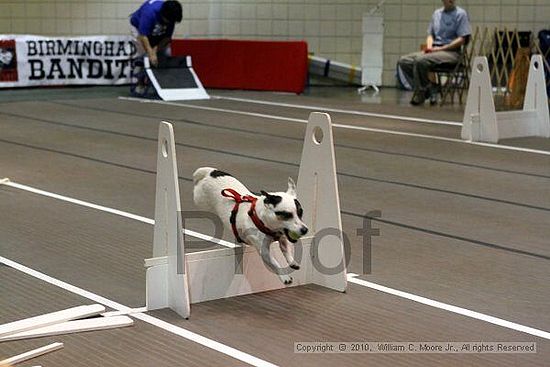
top-left (260, 177), bottom-right (308, 242)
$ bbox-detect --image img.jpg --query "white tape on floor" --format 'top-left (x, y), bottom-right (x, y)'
top-left (118, 96), bottom-right (550, 156)
top-left (2, 181), bottom-right (237, 249)
top-left (347, 273), bottom-right (550, 340)
top-left (119, 96), bottom-right (305, 124)
top-left (211, 95), bottom-right (462, 126)
top-left (0, 256), bottom-right (278, 367)
top-left (2, 181), bottom-right (549, 342)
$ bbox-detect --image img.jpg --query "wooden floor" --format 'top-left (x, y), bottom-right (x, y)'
top-left (0, 86), bottom-right (549, 366)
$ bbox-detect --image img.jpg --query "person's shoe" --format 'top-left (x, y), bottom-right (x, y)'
top-left (424, 88), bottom-right (431, 99)
top-left (410, 91), bottom-right (426, 106)
top-left (135, 85), bottom-right (146, 95)
top-left (428, 84), bottom-right (440, 105)
top-left (132, 84), bottom-right (146, 97)
top-left (429, 90), bottom-right (438, 105)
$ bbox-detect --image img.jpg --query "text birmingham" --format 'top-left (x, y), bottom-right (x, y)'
top-left (25, 39), bottom-right (138, 80)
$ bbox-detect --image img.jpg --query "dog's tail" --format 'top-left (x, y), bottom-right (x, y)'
top-left (193, 167), bottom-right (215, 185)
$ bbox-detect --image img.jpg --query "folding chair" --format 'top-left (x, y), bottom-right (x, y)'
top-left (432, 42), bottom-right (471, 106)
top-left (428, 34), bottom-right (473, 106)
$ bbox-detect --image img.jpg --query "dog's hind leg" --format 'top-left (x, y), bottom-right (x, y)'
top-left (279, 238), bottom-right (300, 270)
top-left (260, 240), bottom-right (293, 285)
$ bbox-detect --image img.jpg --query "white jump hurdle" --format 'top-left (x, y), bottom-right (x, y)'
top-left (462, 55), bottom-right (550, 143)
top-left (145, 112), bottom-right (348, 319)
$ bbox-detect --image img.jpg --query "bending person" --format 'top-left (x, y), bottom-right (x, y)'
top-left (130, 0), bottom-right (183, 94)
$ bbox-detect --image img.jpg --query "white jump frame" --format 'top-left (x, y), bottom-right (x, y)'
top-left (146, 113), bottom-right (348, 319)
top-left (462, 55), bottom-right (550, 143)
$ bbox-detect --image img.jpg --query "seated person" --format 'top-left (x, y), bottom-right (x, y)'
top-left (130, 0), bottom-right (183, 94)
top-left (397, 0), bottom-right (471, 105)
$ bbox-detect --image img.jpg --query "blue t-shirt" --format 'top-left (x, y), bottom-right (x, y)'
top-left (427, 6), bottom-right (471, 46)
top-left (130, 0), bottom-right (175, 40)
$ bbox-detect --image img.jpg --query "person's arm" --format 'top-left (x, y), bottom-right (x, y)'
top-left (426, 35), bottom-right (434, 50)
top-left (424, 12), bottom-right (436, 53)
top-left (137, 35), bottom-right (158, 66)
top-left (432, 36), bottom-right (465, 52)
top-left (135, 8), bottom-right (160, 66)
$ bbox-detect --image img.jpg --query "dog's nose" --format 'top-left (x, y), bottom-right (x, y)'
top-left (300, 227), bottom-right (308, 235)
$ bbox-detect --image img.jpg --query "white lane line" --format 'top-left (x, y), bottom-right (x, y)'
top-left (210, 95), bottom-right (462, 126)
top-left (118, 96), bottom-right (305, 124)
top-left (1, 180), bottom-right (238, 249)
top-left (3, 180), bottom-right (549, 341)
top-left (0, 256), bottom-right (278, 367)
top-left (118, 97), bottom-right (550, 157)
top-left (1, 256), bottom-right (132, 311)
top-left (347, 274), bottom-right (550, 340)
top-left (3, 180), bottom-right (154, 225)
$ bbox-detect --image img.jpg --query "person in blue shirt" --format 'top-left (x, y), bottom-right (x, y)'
top-left (130, 0), bottom-right (182, 66)
top-left (131, 0), bottom-right (182, 67)
top-left (397, 0), bottom-right (471, 105)
top-left (130, 0), bottom-right (182, 95)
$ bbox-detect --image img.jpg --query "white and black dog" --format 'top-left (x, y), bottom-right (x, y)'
top-left (193, 167), bottom-right (308, 284)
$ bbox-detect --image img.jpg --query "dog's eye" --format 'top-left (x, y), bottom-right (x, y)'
top-left (294, 199), bottom-right (303, 219)
top-left (275, 211), bottom-right (293, 220)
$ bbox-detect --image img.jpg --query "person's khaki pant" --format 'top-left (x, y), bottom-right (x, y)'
top-left (398, 50), bottom-right (460, 93)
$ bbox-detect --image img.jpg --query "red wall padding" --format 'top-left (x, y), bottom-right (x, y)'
top-left (171, 39), bottom-right (307, 94)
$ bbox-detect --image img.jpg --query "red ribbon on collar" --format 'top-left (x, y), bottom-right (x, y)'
top-left (221, 188), bottom-right (280, 243)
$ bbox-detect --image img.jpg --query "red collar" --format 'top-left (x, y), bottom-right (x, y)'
top-left (221, 188), bottom-right (280, 243)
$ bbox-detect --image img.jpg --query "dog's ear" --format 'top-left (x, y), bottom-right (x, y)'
top-left (287, 177), bottom-right (297, 197)
top-left (261, 190), bottom-right (282, 207)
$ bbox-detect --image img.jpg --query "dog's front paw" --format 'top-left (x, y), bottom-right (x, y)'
top-left (280, 274), bottom-right (293, 285)
top-left (290, 263), bottom-right (300, 270)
